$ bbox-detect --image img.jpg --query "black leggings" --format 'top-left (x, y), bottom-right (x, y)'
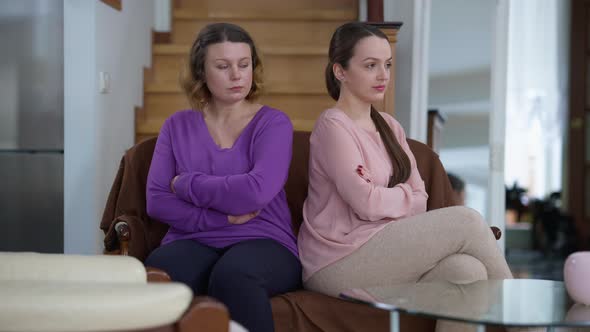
top-left (145, 239), bottom-right (302, 332)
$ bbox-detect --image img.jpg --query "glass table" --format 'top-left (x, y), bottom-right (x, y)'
top-left (340, 279), bottom-right (590, 331)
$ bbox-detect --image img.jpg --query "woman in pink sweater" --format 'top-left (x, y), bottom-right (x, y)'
top-left (298, 22), bottom-right (512, 304)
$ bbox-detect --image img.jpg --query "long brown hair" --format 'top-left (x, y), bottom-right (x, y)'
top-left (325, 22), bottom-right (411, 187)
top-left (181, 23), bottom-right (264, 110)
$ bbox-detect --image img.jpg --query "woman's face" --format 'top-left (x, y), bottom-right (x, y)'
top-left (337, 36), bottom-right (392, 104)
top-left (204, 41), bottom-right (253, 105)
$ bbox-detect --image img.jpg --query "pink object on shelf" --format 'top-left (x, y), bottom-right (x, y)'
top-left (564, 252), bottom-right (590, 305)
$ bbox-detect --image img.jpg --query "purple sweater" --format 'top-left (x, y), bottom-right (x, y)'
top-left (146, 107), bottom-right (298, 257)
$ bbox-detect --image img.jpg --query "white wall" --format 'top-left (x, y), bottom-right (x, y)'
top-left (429, 70), bottom-right (491, 112)
top-left (64, 0), bottom-right (154, 254)
top-left (429, 0), bottom-right (493, 77)
top-left (383, 0), bottom-right (430, 142)
top-left (489, 0), bottom-right (510, 252)
top-left (428, 0), bottom-right (569, 251)
top-left (154, 0), bottom-right (171, 32)
top-left (428, 0), bottom-right (494, 218)
top-left (0, 64), bottom-right (18, 149)
top-left (504, 0), bottom-right (570, 199)
top-left (440, 146), bottom-right (489, 215)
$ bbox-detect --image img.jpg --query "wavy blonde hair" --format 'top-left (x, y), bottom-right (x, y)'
top-left (180, 23), bottom-right (264, 110)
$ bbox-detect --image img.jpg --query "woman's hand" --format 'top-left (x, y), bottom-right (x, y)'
top-left (170, 175), bottom-right (179, 193)
top-left (228, 211), bottom-right (260, 225)
top-left (356, 165), bottom-right (372, 183)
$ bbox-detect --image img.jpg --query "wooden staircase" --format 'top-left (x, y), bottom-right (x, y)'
top-left (136, 0), bottom-right (358, 142)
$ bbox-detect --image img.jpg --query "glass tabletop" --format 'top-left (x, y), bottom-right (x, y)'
top-left (340, 279), bottom-right (590, 328)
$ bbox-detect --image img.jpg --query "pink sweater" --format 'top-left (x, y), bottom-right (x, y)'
top-left (298, 108), bottom-right (428, 281)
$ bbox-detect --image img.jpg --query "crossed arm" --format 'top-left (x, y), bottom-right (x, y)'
top-left (146, 119), bottom-right (230, 232)
top-left (313, 116), bottom-right (428, 222)
top-left (146, 114), bottom-right (294, 232)
top-left (172, 114), bottom-right (293, 216)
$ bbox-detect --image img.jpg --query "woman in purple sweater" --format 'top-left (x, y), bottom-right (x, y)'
top-left (144, 23), bottom-right (301, 332)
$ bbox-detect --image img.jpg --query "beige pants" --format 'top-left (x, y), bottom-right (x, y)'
top-left (305, 206), bottom-right (514, 332)
top-left (305, 206), bottom-right (513, 294)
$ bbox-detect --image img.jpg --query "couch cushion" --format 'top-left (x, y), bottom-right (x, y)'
top-left (406, 139), bottom-right (457, 210)
top-left (0, 252), bottom-right (146, 284)
top-left (271, 290), bottom-right (436, 332)
top-left (0, 280), bottom-right (192, 332)
top-left (285, 131), bottom-right (311, 235)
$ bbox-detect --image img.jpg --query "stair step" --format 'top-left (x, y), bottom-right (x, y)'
top-left (136, 117), bottom-right (168, 135)
top-left (139, 92), bottom-right (332, 134)
top-left (172, 20), bottom-right (344, 46)
top-left (291, 119), bottom-right (316, 132)
top-left (137, 0), bottom-right (357, 139)
top-left (174, 8), bottom-right (356, 21)
top-left (145, 84), bottom-right (181, 93)
top-left (137, 116), bottom-right (317, 135)
top-left (136, 133), bottom-right (157, 144)
top-left (145, 84), bottom-right (326, 95)
top-left (149, 52), bottom-right (328, 92)
top-left (143, 92), bottom-right (333, 117)
top-left (174, 0), bottom-right (358, 12)
top-left (258, 94), bottom-right (334, 123)
top-left (154, 44), bottom-right (327, 56)
top-left (144, 93), bottom-right (191, 115)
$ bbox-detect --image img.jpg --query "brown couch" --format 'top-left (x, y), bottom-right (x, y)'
top-left (101, 131), bottom-right (503, 332)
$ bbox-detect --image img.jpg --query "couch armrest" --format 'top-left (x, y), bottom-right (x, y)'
top-left (490, 226), bottom-right (502, 240)
top-left (114, 221), bottom-right (131, 255)
top-left (146, 266), bottom-right (230, 332)
top-left (0, 252), bottom-right (146, 283)
top-left (179, 297), bottom-right (230, 332)
top-left (0, 280), bottom-right (192, 332)
top-left (147, 266), bottom-right (172, 282)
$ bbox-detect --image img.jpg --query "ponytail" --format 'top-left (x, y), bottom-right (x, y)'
top-left (370, 107), bottom-right (411, 187)
top-left (325, 62), bottom-right (340, 101)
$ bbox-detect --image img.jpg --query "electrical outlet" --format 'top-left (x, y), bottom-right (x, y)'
top-left (99, 71), bottom-right (111, 94)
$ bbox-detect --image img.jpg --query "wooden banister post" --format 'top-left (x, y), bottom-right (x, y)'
top-left (367, 0), bottom-right (384, 22)
top-left (427, 109), bottom-right (446, 153)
